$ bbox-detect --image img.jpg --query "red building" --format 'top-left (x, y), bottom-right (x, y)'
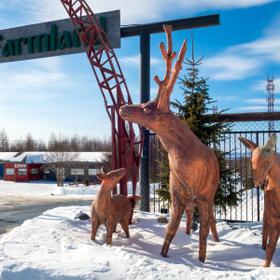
top-left (0, 151), bottom-right (109, 182)
top-left (4, 163), bottom-right (43, 182)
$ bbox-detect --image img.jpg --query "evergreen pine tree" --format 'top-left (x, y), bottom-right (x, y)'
top-left (156, 38), bottom-right (240, 218)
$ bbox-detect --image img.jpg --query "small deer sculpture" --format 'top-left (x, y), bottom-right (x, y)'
top-left (119, 25), bottom-right (219, 262)
top-left (239, 134), bottom-right (280, 267)
top-left (90, 167), bottom-right (132, 245)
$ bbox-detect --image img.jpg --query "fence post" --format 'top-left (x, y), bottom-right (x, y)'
top-left (139, 31), bottom-right (150, 212)
top-left (256, 132), bottom-right (260, 222)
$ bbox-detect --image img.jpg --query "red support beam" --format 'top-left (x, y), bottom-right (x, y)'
top-left (59, 0), bottom-right (143, 196)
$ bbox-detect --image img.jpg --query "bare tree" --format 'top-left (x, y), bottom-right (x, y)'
top-left (70, 133), bottom-right (80, 151)
top-left (37, 139), bottom-right (47, 151)
top-left (44, 151), bottom-right (80, 186)
top-left (24, 133), bottom-right (37, 151)
top-left (3, 130), bottom-right (111, 152)
top-left (10, 138), bottom-right (25, 152)
top-left (48, 133), bottom-right (71, 152)
top-left (0, 129), bottom-right (9, 151)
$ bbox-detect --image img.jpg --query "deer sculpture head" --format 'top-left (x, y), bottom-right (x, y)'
top-left (96, 167), bottom-right (127, 190)
top-left (239, 134), bottom-right (277, 187)
top-left (119, 25), bottom-right (187, 132)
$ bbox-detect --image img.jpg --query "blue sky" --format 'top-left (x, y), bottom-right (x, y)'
top-left (0, 0), bottom-right (279, 141)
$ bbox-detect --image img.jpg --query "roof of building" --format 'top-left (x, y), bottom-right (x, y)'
top-left (0, 152), bottom-right (109, 164)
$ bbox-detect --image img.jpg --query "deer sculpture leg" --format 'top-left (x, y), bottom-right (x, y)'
top-left (161, 201), bottom-right (185, 257)
top-left (91, 218), bottom-right (100, 241)
top-left (105, 218), bottom-right (113, 245)
top-left (185, 204), bottom-right (219, 242)
top-left (210, 204), bottom-right (219, 242)
top-left (185, 208), bottom-right (193, 235)
top-left (263, 227), bottom-right (280, 267)
top-left (262, 221), bottom-right (268, 250)
top-left (197, 198), bottom-right (210, 263)
top-left (120, 219), bottom-right (130, 238)
top-left (161, 172), bottom-right (186, 257)
top-left (112, 223), bottom-right (117, 233)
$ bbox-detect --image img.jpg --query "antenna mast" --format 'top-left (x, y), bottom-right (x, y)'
top-left (266, 76), bottom-right (275, 131)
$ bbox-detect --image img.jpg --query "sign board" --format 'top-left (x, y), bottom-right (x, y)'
top-left (88, 169), bottom-right (99, 175)
top-left (15, 164), bottom-right (27, 168)
top-left (0, 10), bottom-right (120, 63)
top-left (71, 169), bottom-right (84, 176)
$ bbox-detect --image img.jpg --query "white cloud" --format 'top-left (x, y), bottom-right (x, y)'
top-left (0, 56), bottom-right (72, 107)
top-left (203, 15), bottom-right (280, 81)
top-left (177, 0), bottom-right (276, 11)
top-left (244, 98), bottom-right (280, 105)
top-left (241, 37), bottom-right (280, 62)
top-left (0, 57), bottom-right (66, 90)
top-left (244, 98), bottom-right (267, 105)
top-left (215, 95), bottom-right (239, 102)
top-left (252, 78), bottom-right (280, 93)
top-left (202, 7), bottom-right (280, 82)
top-left (120, 55), bottom-right (161, 67)
top-left (203, 55), bottom-right (261, 80)
top-left (0, 0), bottom-right (277, 26)
top-left (236, 105), bottom-right (280, 112)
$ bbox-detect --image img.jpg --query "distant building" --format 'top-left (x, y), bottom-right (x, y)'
top-left (0, 152), bottom-right (110, 182)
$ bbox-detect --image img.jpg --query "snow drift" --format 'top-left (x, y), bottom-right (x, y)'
top-left (0, 206), bottom-right (280, 279)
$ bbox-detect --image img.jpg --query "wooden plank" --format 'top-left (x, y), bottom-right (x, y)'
top-left (0, 10), bottom-right (120, 63)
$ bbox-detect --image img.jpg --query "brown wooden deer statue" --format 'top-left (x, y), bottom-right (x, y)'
top-left (239, 134), bottom-right (280, 267)
top-left (119, 25), bottom-right (220, 262)
top-left (90, 167), bottom-right (132, 245)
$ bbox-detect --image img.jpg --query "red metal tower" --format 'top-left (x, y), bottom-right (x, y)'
top-left (59, 0), bottom-right (142, 196)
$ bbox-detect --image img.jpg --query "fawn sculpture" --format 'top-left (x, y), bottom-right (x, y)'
top-left (119, 25), bottom-right (220, 262)
top-left (90, 168), bottom-right (131, 245)
top-left (239, 134), bottom-right (280, 267)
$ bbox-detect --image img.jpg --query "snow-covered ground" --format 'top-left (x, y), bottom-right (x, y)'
top-left (0, 180), bottom-right (160, 198)
top-left (0, 180), bottom-right (100, 198)
top-left (0, 180), bottom-right (265, 221)
top-left (0, 180), bottom-right (60, 197)
top-left (0, 206), bottom-right (279, 280)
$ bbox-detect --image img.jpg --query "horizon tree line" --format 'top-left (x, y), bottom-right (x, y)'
top-left (0, 129), bottom-right (111, 152)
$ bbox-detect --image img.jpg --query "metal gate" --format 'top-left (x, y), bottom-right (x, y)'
top-left (149, 119), bottom-right (280, 222)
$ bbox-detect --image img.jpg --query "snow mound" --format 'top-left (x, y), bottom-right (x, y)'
top-left (56, 185), bottom-right (100, 196)
top-left (0, 207), bottom-right (280, 279)
top-left (0, 180), bottom-right (58, 197)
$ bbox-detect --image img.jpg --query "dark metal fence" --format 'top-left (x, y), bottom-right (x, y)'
top-left (149, 116), bottom-right (280, 222)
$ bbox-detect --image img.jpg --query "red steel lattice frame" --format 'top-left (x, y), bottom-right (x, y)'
top-left (59, 0), bottom-right (143, 196)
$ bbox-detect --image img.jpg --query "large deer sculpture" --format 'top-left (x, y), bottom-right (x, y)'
top-left (239, 134), bottom-right (280, 267)
top-left (119, 25), bottom-right (220, 262)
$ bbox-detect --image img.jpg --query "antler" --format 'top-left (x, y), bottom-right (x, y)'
top-left (167, 40), bottom-right (187, 95)
top-left (101, 166), bottom-right (106, 174)
top-left (160, 25), bottom-right (177, 84)
top-left (150, 25), bottom-right (186, 112)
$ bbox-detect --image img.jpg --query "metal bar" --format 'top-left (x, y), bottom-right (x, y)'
top-left (121, 14), bottom-right (220, 37)
top-left (110, 106), bottom-right (117, 195)
top-left (239, 132), bottom-right (243, 221)
top-left (205, 112), bottom-right (280, 123)
top-left (59, 0), bottom-right (142, 199)
top-left (256, 132), bottom-right (260, 222)
top-left (234, 134), bottom-right (237, 220)
top-left (245, 132), bottom-right (248, 221)
top-left (229, 133), bottom-right (232, 220)
top-left (139, 31), bottom-right (150, 212)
